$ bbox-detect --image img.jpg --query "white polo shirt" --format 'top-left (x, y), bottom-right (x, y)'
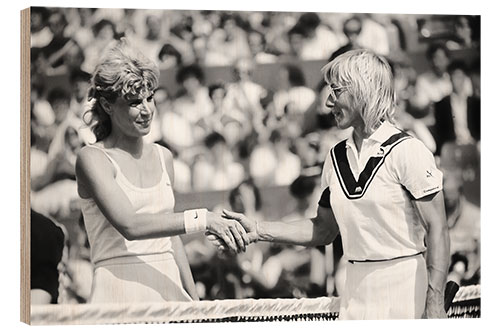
top-left (320, 121), bottom-right (443, 261)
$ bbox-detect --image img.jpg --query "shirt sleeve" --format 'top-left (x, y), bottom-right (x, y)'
top-left (391, 138), bottom-right (443, 199)
top-left (318, 149), bottom-right (334, 208)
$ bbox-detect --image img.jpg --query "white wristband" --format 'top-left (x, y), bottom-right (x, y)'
top-left (184, 208), bottom-right (208, 234)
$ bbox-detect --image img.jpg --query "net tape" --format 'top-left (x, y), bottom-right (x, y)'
top-left (30, 284), bottom-right (480, 324)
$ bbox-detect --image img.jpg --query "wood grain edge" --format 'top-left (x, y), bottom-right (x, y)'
top-left (20, 7), bottom-right (31, 325)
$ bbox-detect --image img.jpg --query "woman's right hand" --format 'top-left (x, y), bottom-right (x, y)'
top-left (206, 212), bottom-right (250, 253)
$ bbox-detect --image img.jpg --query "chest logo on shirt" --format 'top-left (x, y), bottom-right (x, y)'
top-left (331, 131), bottom-right (411, 200)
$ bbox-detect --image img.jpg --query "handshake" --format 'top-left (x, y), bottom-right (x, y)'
top-left (205, 209), bottom-right (259, 253)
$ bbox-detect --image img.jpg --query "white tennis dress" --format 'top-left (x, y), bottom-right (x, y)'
top-left (80, 144), bottom-right (192, 303)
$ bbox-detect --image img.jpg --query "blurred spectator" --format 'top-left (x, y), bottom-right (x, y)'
top-left (294, 133), bottom-right (324, 175)
top-left (224, 58), bottom-right (268, 136)
top-left (447, 16), bottom-right (477, 50)
top-left (409, 42), bottom-right (472, 125)
top-left (433, 60), bottom-right (480, 155)
top-left (158, 43), bottom-right (183, 69)
top-left (205, 83), bottom-right (250, 149)
top-left (247, 29), bottom-right (278, 64)
top-left (81, 19), bottom-right (118, 73)
top-left (192, 132), bottom-right (245, 191)
top-left (65, 8), bottom-right (97, 51)
top-left (296, 12), bottom-right (342, 61)
top-left (205, 13), bottom-right (251, 66)
top-left (164, 65), bottom-right (213, 149)
top-left (388, 52), bottom-right (437, 153)
top-left (145, 86), bottom-right (170, 145)
top-left (63, 214), bottom-right (93, 303)
top-left (249, 129), bottom-right (301, 187)
top-left (134, 15), bottom-right (165, 63)
top-left (273, 64), bottom-right (316, 134)
top-left (442, 168), bottom-right (480, 285)
top-left (41, 11), bottom-right (79, 72)
top-left (357, 14), bottom-right (390, 56)
top-left (328, 16), bottom-right (363, 62)
top-left (31, 209), bottom-right (66, 304)
top-left (31, 7), bottom-right (52, 48)
top-left (283, 24), bottom-right (307, 62)
top-left (68, 69), bottom-right (91, 119)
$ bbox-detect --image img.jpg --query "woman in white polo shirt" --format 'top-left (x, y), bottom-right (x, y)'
top-left (217, 49), bottom-right (450, 319)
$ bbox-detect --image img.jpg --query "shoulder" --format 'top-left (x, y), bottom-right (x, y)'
top-left (75, 145), bottom-right (114, 178)
top-left (155, 144), bottom-right (174, 165)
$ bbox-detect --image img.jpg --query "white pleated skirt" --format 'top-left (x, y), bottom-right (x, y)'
top-left (89, 253), bottom-right (192, 303)
top-left (340, 254), bottom-right (427, 320)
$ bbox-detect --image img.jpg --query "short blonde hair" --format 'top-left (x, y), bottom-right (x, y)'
top-left (85, 38), bottom-right (160, 141)
top-left (321, 49), bottom-right (396, 133)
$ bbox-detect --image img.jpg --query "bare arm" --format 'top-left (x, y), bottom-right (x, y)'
top-left (171, 236), bottom-right (199, 300)
top-left (220, 205), bottom-right (339, 247)
top-left (413, 191), bottom-right (450, 319)
top-left (75, 147), bottom-right (247, 251)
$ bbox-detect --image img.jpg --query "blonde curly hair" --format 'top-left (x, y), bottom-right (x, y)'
top-left (84, 38), bottom-right (160, 141)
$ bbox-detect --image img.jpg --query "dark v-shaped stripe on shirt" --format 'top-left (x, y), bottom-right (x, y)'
top-left (331, 131), bottom-right (411, 200)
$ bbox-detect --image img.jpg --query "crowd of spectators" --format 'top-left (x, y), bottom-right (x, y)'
top-left (29, 7), bottom-right (480, 303)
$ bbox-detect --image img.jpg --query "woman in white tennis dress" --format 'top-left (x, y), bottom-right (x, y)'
top-left (76, 39), bottom-right (249, 303)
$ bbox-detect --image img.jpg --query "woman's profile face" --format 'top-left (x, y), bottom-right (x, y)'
top-left (325, 82), bottom-right (363, 130)
top-left (110, 91), bottom-right (157, 138)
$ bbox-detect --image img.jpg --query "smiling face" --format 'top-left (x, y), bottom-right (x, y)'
top-left (325, 83), bottom-right (363, 130)
top-left (109, 91), bottom-right (157, 138)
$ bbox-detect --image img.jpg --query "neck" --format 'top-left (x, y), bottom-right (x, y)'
top-left (352, 125), bottom-right (372, 152)
top-left (105, 130), bottom-right (144, 158)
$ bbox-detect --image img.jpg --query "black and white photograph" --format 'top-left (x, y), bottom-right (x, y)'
top-left (16, 0), bottom-right (486, 328)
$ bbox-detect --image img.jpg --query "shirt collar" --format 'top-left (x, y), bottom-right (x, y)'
top-left (346, 121), bottom-right (398, 149)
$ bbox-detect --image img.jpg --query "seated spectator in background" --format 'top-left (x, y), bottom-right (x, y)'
top-left (442, 168), bottom-right (480, 285)
top-left (192, 132), bottom-right (245, 191)
top-left (81, 19), bottom-right (118, 73)
top-left (388, 52), bottom-right (437, 153)
top-left (41, 11), bottom-right (77, 72)
top-left (205, 83), bottom-right (250, 149)
top-left (30, 73), bottom-right (55, 139)
top-left (409, 43), bottom-right (472, 125)
top-left (328, 16), bottom-right (363, 62)
top-left (273, 64), bottom-right (316, 138)
top-left (447, 16), bottom-right (477, 50)
top-left (433, 60), bottom-right (480, 156)
top-left (166, 64), bottom-right (214, 148)
top-left (283, 24), bottom-right (307, 63)
top-left (36, 87), bottom-right (72, 149)
top-left (225, 58), bottom-right (268, 136)
top-left (158, 43), bottom-right (183, 69)
top-left (294, 133), bottom-right (323, 176)
top-left (284, 175), bottom-right (321, 221)
top-left (247, 29), bottom-right (278, 64)
top-left (68, 69), bottom-right (91, 119)
top-left (32, 120), bottom-right (83, 220)
top-left (134, 15), bottom-right (165, 63)
top-left (68, 69), bottom-right (96, 145)
top-left (249, 129), bottom-right (301, 187)
top-left (296, 12), bottom-right (342, 61)
top-left (204, 13), bottom-right (251, 66)
top-left (356, 14), bottom-right (390, 56)
top-left (31, 7), bottom-right (52, 48)
top-left (142, 86), bottom-right (169, 145)
top-left (31, 209), bottom-right (66, 304)
top-left (65, 8), bottom-right (97, 51)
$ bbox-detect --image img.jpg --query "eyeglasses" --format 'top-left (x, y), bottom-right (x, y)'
top-left (327, 84), bottom-right (349, 101)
